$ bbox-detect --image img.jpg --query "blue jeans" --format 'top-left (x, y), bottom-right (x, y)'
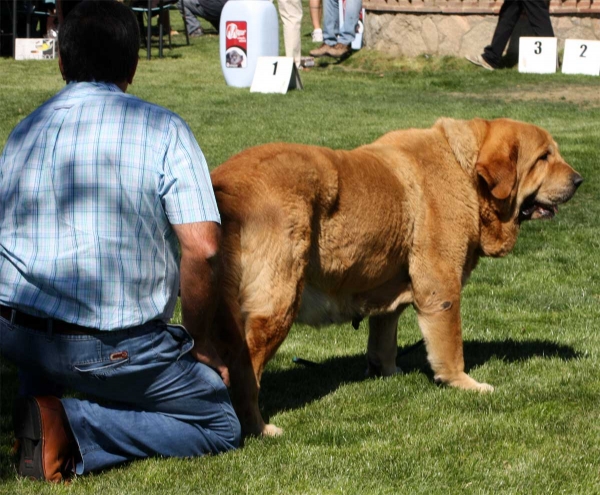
top-left (0, 316), bottom-right (241, 474)
top-left (323, 0), bottom-right (362, 46)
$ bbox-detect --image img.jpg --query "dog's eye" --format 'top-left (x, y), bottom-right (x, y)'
top-left (539, 153), bottom-right (549, 162)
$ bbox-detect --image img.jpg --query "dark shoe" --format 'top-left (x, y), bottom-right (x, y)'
top-left (328, 43), bottom-right (351, 59)
top-left (13, 396), bottom-right (76, 482)
top-left (309, 43), bottom-right (332, 58)
top-left (189, 28), bottom-right (204, 38)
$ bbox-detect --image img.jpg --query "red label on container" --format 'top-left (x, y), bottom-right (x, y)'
top-left (225, 21), bottom-right (247, 68)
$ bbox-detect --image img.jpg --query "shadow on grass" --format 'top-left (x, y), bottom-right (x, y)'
top-left (259, 338), bottom-right (581, 421)
top-left (0, 339), bottom-right (580, 479)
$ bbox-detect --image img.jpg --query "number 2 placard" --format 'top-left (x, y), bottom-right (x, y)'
top-left (562, 39), bottom-right (600, 76)
top-left (250, 57), bottom-right (303, 94)
top-left (519, 37), bottom-right (558, 74)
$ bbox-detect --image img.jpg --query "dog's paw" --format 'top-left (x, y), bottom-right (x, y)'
top-left (475, 382), bottom-right (494, 393)
top-left (440, 372), bottom-right (494, 393)
top-left (262, 424), bottom-right (283, 437)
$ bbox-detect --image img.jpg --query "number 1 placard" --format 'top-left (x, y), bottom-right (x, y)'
top-left (562, 39), bottom-right (600, 76)
top-left (519, 37), bottom-right (558, 74)
top-left (250, 57), bottom-right (303, 94)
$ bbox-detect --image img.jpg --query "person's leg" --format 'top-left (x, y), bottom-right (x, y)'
top-left (522, 0), bottom-right (554, 37)
top-left (1, 318), bottom-right (241, 475)
top-left (310, 0), bottom-right (322, 42)
top-left (177, 0), bottom-right (202, 35)
top-left (482, 0), bottom-right (523, 68)
top-left (310, 0), bottom-right (322, 30)
top-left (336, 0), bottom-right (361, 46)
top-left (310, 0), bottom-right (337, 56)
top-left (322, 0), bottom-right (339, 46)
top-left (63, 351), bottom-right (240, 474)
top-left (279, 0), bottom-right (303, 67)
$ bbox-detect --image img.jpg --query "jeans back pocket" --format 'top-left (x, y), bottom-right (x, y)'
top-left (72, 350), bottom-right (130, 379)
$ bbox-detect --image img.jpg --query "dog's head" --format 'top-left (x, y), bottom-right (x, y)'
top-left (438, 118), bottom-right (583, 256)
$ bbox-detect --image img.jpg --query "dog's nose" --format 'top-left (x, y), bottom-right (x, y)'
top-left (572, 173), bottom-right (584, 189)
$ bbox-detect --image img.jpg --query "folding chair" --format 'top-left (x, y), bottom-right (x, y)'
top-left (129, 0), bottom-right (188, 60)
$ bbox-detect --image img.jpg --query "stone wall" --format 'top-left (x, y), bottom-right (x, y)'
top-left (363, 1), bottom-right (600, 59)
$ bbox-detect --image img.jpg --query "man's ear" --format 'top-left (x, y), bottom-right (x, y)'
top-left (475, 132), bottom-right (518, 201)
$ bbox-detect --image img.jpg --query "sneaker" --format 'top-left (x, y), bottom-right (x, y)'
top-left (14, 396), bottom-right (76, 482)
top-left (310, 43), bottom-right (332, 58)
top-left (189, 28), bottom-right (204, 38)
top-left (466, 54), bottom-right (496, 71)
top-left (311, 28), bottom-right (323, 43)
top-left (328, 43), bottom-right (351, 59)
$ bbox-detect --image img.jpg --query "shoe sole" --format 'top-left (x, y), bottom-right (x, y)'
top-left (466, 56), bottom-right (494, 71)
top-left (14, 397), bottom-right (44, 480)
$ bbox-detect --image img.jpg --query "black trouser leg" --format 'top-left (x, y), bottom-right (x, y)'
top-left (522, 0), bottom-right (554, 37)
top-left (483, 0), bottom-right (523, 68)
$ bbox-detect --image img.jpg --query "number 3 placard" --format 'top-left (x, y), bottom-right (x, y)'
top-left (562, 39), bottom-right (600, 76)
top-left (250, 57), bottom-right (303, 94)
top-left (519, 37), bottom-right (558, 74)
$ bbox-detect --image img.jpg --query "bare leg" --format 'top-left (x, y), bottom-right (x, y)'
top-left (310, 0), bottom-right (322, 30)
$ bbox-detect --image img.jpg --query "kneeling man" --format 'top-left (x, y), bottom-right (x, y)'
top-left (0, 0), bottom-right (240, 482)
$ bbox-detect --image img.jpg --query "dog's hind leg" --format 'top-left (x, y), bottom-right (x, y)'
top-left (236, 210), bottom-right (312, 436)
top-left (366, 307), bottom-right (407, 377)
top-left (212, 299), bottom-right (271, 438)
top-left (241, 270), bottom-right (307, 436)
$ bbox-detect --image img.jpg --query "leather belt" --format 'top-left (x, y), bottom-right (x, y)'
top-left (0, 305), bottom-right (102, 335)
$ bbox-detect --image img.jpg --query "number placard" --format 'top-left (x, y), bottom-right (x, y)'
top-left (562, 39), bottom-right (600, 76)
top-left (519, 37), bottom-right (558, 74)
top-left (250, 57), bottom-right (303, 94)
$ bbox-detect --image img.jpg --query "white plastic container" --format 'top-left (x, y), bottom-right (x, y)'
top-left (219, 0), bottom-right (279, 88)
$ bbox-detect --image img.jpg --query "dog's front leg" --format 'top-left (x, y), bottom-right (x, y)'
top-left (412, 278), bottom-right (493, 392)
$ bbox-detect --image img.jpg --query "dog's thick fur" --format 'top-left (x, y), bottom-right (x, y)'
top-left (210, 118), bottom-right (582, 436)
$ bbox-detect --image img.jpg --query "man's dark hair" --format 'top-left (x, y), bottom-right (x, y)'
top-left (58, 0), bottom-right (140, 83)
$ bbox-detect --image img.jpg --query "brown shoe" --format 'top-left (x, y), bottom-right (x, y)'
top-left (309, 43), bottom-right (332, 58)
top-left (14, 396), bottom-right (76, 482)
top-left (328, 43), bottom-right (351, 59)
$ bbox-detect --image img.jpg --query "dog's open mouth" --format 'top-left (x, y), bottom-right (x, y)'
top-left (520, 194), bottom-right (558, 221)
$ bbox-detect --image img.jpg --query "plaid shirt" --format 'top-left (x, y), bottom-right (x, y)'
top-left (0, 82), bottom-right (220, 330)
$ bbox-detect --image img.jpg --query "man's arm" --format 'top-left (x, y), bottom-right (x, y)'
top-left (171, 221), bottom-right (229, 386)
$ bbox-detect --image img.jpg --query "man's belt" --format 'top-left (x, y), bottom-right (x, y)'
top-left (0, 305), bottom-right (102, 335)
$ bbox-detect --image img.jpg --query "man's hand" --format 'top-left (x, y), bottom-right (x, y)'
top-left (172, 221), bottom-right (229, 385)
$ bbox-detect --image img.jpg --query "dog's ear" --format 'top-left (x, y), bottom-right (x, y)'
top-left (436, 118), bottom-right (487, 172)
top-left (475, 126), bottom-right (518, 201)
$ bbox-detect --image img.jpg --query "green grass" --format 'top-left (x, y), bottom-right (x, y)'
top-left (1, 7), bottom-right (600, 494)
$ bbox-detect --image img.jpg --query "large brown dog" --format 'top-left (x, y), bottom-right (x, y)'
top-left (210, 118), bottom-right (582, 436)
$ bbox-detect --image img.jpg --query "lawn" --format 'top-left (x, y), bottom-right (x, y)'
top-left (0, 6), bottom-right (599, 495)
